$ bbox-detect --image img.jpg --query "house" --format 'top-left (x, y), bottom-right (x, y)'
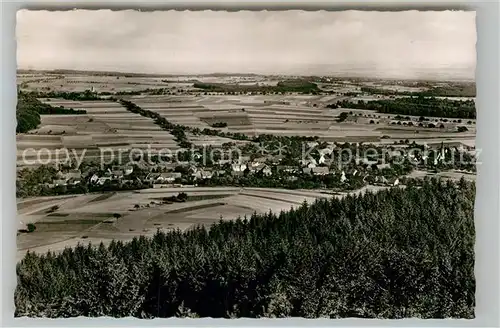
top-left (250, 157), bottom-right (267, 168)
top-left (307, 161), bottom-right (317, 169)
top-left (157, 172), bottom-right (182, 183)
top-left (231, 163), bottom-right (247, 172)
top-left (217, 159), bottom-right (232, 166)
top-left (340, 171), bottom-right (347, 183)
top-left (318, 148), bottom-right (333, 156)
top-left (145, 172), bottom-right (161, 183)
top-left (67, 177), bottom-right (81, 185)
top-left (318, 148), bottom-right (333, 165)
top-left (124, 166), bottom-right (134, 176)
top-left (97, 176), bottom-right (112, 185)
top-left (436, 148), bottom-right (446, 163)
top-left (252, 164), bottom-right (272, 176)
top-left (300, 158), bottom-right (317, 167)
top-left (216, 170), bottom-right (226, 176)
top-left (249, 163), bottom-right (264, 172)
top-left (361, 158), bottom-right (378, 166)
top-left (52, 179), bottom-right (68, 186)
top-left (306, 141), bottom-right (319, 148)
top-left (318, 154), bottom-right (327, 165)
top-left (192, 170), bottom-right (213, 180)
top-left (55, 169), bottom-right (81, 181)
top-left (277, 165), bottom-right (298, 173)
top-left (376, 163), bottom-right (391, 170)
top-left (311, 166), bottom-right (329, 176)
top-left (261, 166), bottom-right (272, 176)
top-left (89, 174), bottom-right (99, 184)
top-left (111, 169), bottom-right (124, 179)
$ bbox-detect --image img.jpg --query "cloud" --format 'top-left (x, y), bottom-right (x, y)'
top-left (16, 9), bottom-right (476, 79)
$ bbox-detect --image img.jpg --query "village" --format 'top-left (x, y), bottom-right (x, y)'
top-left (16, 136), bottom-right (477, 199)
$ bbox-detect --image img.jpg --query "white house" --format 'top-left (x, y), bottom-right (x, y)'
top-left (111, 170), bottom-right (124, 179)
top-left (340, 171), bottom-right (347, 183)
top-left (252, 164), bottom-right (272, 176)
top-left (376, 163), bottom-right (391, 170)
top-left (277, 165), bottom-right (297, 173)
top-left (145, 172), bottom-right (161, 183)
top-left (250, 156), bottom-right (268, 168)
top-left (311, 167), bottom-right (329, 176)
top-left (192, 170), bottom-right (213, 180)
top-left (124, 166), bottom-right (134, 176)
top-left (52, 179), bottom-right (68, 186)
top-left (318, 154), bottom-right (327, 165)
top-left (319, 148), bottom-right (333, 156)
top-left (299, 158), bottom-right (317, 168)
top-left (97, 176), bottom-right (112, 185)
top-left (217, 159), bottom-right (232, 166)
top-left (157, 172), bottom-right (182, 183)
top-left (89, 174), bottom-right (99, 184)
top-left (232, 163), bottom-right (247, 172)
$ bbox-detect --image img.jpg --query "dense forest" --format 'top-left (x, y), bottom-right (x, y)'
top-left (16, 178), bottom-right (475, 319)
top-left (16, 93), bottom-right (41, 133)
top-left (359, 83), bottom-right (476, 97)
top-left (25, 90), bottom-right (102, 101)
top-left (332, 96), bottom-right (476, 119)
top-left (16, 91), bottom-right (87, 133)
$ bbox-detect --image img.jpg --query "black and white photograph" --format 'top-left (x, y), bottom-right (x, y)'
top-left (14, 9), bottom-right (477, 319)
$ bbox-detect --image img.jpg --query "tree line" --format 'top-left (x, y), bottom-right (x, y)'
top-left (330, 96), bottom-right (476, 119)
top-left (359, 83), bottom-right (476, 98)
top-left (15, 178), bottom-right (475, 319)
top-left (118, 99), bottom-right (249, 147)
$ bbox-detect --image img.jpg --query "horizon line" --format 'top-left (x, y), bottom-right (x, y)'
top-left (16, 67), bottom-right (476, 83)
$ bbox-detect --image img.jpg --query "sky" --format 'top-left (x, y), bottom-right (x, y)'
top-left (16, 10), bottom-right (476, 79)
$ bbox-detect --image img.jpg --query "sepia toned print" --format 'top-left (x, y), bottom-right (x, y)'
top-left (15, 9), bottom-right (476, 318)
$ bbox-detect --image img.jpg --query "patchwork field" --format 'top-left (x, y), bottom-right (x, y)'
top-left (121, 94), bottom-right (476, 146)
top-left (18, 73), bottom-right (177, 93)
top-left (16, 99), bottom-right (180, 168)
top-left (18, 72), bottom-right (477, 149)
top-left (16, 186), bottom-right (356, 260)
top-left (125, 94), bottom-right (355, 138)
